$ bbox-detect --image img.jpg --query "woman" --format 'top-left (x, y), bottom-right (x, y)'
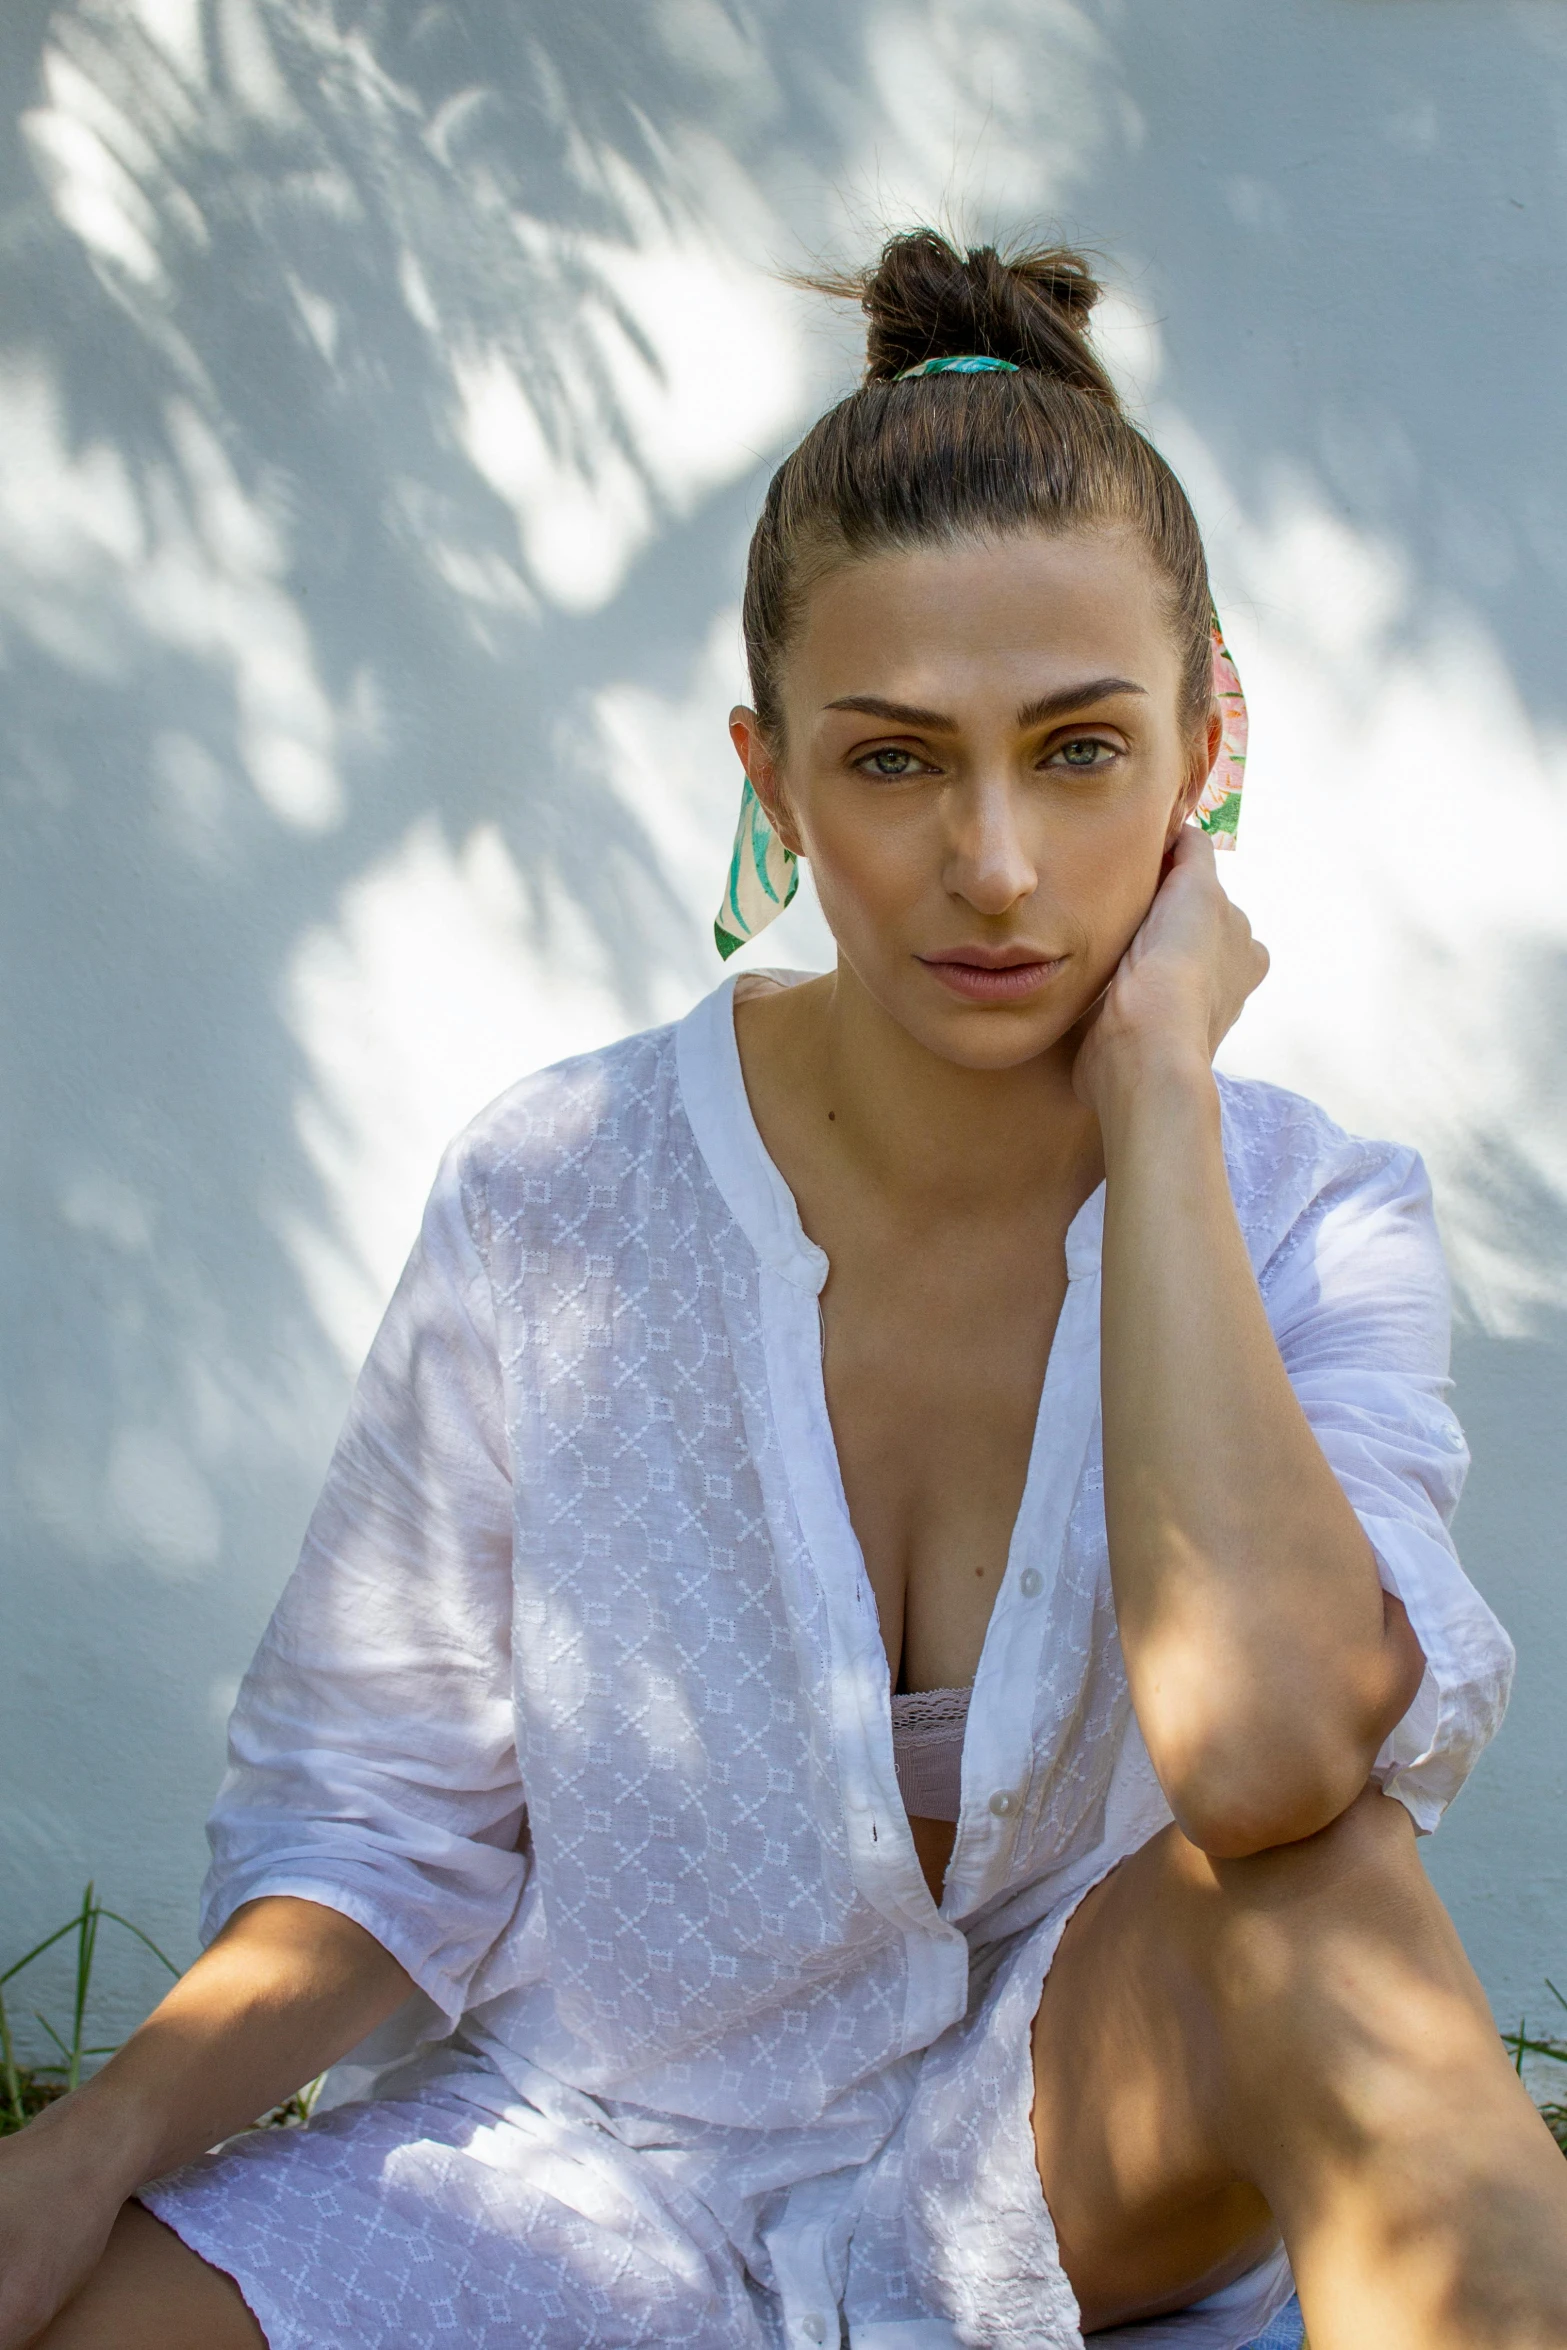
top-left (2, 230), bottom-right (1562, 2350)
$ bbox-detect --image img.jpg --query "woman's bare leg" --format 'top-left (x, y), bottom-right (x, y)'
top-left (1034, 1787), bottom-right (1567, 2345)
top-left (29, 2202), bottom-right (264, 2350)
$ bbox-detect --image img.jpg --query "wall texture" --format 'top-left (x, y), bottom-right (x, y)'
top-left (2, 0), bottom-right (1563, 2050)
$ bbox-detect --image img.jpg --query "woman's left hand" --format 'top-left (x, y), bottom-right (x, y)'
top-left (1072, 826), bottom-right (1269, 1118)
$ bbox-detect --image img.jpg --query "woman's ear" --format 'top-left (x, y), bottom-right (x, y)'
top-left (1165, 703), bottom-right (1224, 847)
top-left (728, 708), bottom-right (805, 856)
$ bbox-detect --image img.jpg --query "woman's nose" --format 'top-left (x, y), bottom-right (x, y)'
top-left (944, 780), bottom-right (1039, 917)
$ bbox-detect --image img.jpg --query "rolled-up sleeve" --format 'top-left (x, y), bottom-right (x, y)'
top-left (202, 1142), bottom-right (523, 2025)
top-left (1263, 1140), bottom-right (1514, 1831)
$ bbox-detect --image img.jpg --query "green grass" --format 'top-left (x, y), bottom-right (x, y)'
top-left (1502, 1979), bottom-right (1567, 2156)
top-left (1, 1883), bottom-right (178, 2135)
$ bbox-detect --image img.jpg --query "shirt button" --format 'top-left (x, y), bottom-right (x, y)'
top-left (800, 2316), bottom-right (827, 2343)
top-left (988, 1789), bottom-right (1016, 1818)
top-left (1019, 1567), bottom-right (1043, 1597)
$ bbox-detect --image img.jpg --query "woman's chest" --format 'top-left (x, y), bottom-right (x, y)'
top-left (818, 1213), bottom-right (1073, 1693)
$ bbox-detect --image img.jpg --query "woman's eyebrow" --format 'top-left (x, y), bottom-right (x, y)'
top-left (822, 678), bottom-right (1147, 731)
top-left (1014, 677), bottom-right (1147, 727)
top-left (822, 693), bottom-right (953, 727)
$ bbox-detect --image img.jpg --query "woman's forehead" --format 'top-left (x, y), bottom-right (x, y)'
top-left (791, 530), bottom-right (1180, 713)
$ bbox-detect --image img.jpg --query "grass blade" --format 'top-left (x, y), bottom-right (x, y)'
top-left (95, 1913), bottom-right (180, 1978)
top-left (32, 2013), bottom-right (73, 2065)
top-left (0, 1919), bottom-right (88, 1988)
top-left (0, 1984), bottom-right (23, 2127)
top-left (69, 1884), bottom-right (98, 2094)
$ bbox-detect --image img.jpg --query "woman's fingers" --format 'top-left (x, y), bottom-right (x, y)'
top-left (1155, 828), bottom-right (1268, 1046)
top-left (1071, 828), bottom-right (1267, 1111)
top-left (1126, 832), bottom-right (1266, 1025)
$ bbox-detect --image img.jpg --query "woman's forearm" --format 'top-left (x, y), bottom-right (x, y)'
top-left (1098, 1051), bottom-right (1424, 1856)
top-left (11, 1895), bottom-right (413, 2199)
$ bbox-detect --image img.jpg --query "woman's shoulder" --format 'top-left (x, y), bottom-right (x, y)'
top-left (1214, 1070), bottom-right (1432, 1274)
top-left (440, 1017), bottom-right (687, 1207)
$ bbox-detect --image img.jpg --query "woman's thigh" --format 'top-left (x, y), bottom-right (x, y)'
top-left (1032, 1823), bottom-right (1283, 2334)
top-left (34, 2201), bottom-right (265, 2350)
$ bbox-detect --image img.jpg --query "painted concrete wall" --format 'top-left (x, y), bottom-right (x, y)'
top-left (2, 0), bottom-right (1564, 2052)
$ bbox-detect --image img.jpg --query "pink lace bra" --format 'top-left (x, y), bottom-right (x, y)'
top-left (890, 1685), bottom-right (971, 1823)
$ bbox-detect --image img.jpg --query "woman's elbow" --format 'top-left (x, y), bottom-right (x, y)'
top-left (1152, 1708), bottom-right (1393, 1859)
top-left (1143, 1605), bottom-right (1427, 1860)
top-left (1166, 1758), bottom-right (1372, 1859)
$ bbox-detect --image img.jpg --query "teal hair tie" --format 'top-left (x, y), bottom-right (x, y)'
top-left (895, 354), bottom-right (1020, 379)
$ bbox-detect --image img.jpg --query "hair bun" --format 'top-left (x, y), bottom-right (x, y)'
top-left (813, 228), bottom-right (1119, 405)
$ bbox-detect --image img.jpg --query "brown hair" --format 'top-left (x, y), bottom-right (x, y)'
top-left (742, 229), bottom-right (1213, 744)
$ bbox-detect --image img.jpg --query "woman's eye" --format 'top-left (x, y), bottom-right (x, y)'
top-left (858, 747), bottom-right (926, 779)
top-left (1051, 736), bottom-right (1117, 770)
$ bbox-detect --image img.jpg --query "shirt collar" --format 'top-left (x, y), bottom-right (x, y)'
top-left (675, 976), bottom-right (829, 1294)
top-left (675, 974), bottom-right (1106, 1291)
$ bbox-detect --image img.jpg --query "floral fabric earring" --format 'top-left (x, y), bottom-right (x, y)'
top-left (1196, 614), bottom-right (1247, 843)
top-left (712, 612), bottom-right (1248, 959)
top-left (713, 776), bottom-right (799, 960)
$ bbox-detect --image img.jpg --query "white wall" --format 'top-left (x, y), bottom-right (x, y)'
top-left (2, 0), bottom-right (1564, 2051)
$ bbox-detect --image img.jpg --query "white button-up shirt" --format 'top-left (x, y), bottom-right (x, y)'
top-left (201, 974), bottom-right (1513, 2344)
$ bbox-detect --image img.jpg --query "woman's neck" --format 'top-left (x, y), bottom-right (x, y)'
top-left (735, 961), bottom-right (1103, 1231)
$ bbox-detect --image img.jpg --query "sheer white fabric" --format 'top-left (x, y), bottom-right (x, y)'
top-left (142, 975), bottom-right (1513, 2350)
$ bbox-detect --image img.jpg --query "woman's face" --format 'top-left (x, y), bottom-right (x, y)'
top-left (731, 526), bottom-right (1219, 1072)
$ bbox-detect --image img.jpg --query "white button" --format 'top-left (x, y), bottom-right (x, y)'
top-left (800, 2316), bottom-right (827, 2343)
top-left (988, 1789), bottom-right (1015, 1818)
top-left (1019, 1567), bottom-right (1043, 1598)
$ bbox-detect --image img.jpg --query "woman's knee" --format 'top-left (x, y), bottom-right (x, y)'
top-left (1041, 1786), bottom-right (1483, 2164)
top-left (1220, 1778), bottom-right (1418, 1888)
top-left (1183, 1786), bottom-right (1492, 2087)
top-left (1209, 1783), bottom-right (1442, 1951)
top-left (34, 2201), bottom-right (264, 2350)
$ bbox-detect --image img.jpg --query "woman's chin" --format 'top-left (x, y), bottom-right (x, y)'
top-left (894, 990), bottom-right (1083, 1073)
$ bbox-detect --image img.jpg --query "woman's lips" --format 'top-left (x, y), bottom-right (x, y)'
top-left (917, 951), bottom-right (1064, 1003)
